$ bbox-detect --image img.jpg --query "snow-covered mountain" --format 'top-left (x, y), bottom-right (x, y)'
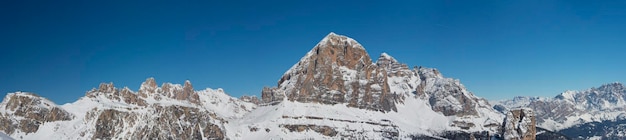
top-left (0, 79), bottom-right (256, 139)
top-left (0, 32), bottom-right (525, 139)
top-left (257, 32), bottom-right (504, 139)
top-left (494, 82), bottom-right (626, 139)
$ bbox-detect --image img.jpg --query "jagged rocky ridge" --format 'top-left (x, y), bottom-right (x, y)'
top-left (0, 78), bottom-right (256, 139)
top-left (0, 32), bottom-right (523, 139)
top-left (495, 82), bottom-right (626, 139)
top-left (0, 93), bottom-right (73, 136)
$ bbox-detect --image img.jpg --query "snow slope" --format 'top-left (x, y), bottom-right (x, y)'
top-left (0, 80), bottom-right (256, 140)
top-left (0, 132), bottom-right (13, 140)
top-left (226, 96), bottom-right (450, 139)
top-left (494, 82), bottom-right (626, 131)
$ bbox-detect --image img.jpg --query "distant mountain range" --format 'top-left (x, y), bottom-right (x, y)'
top-left (1, 32), bottom-right (620, 139)
top-left (494, 82), bottom-right (626, 139)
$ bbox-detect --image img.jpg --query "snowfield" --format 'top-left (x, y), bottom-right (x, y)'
top-left (226, 97), bottom-right (451, 139)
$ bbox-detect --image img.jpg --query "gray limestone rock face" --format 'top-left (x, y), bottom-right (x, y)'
top-left (502, 109), bottom-right (536, 140)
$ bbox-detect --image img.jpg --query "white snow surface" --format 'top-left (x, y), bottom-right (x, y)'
top-left (3, 86), bottom-right (480, 139)
top-left (379, 52), bottom-right (398, 63)
top-left (227, 97), bottom-right (450, 139)
top-left (0, 132), bottom-right (13, 140)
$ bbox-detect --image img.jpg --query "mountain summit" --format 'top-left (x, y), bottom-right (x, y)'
top-left (257, 33), bottom-right (504, 138)
top-left (262, 32), bottom-right (400, 112)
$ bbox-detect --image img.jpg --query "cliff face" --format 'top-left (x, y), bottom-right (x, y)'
top-left (0, 92), bottom-right (73, 135)
top-left (502, 109), bottom-right (536, 140)
top-left (260, 32), bottom-right (503, 135)
top-left (90, 106), bottom-right (224, 140)
top-left (262, 32), bottom-right (400, 112)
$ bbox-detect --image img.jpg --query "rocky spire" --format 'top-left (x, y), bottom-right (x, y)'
top-left (503, 109), bottom-right (537, 140)
top-left (182, 80), bottom-right (194, 99)
top-left (138, 78), bottom-right (158, 97)
top-left (141, 78), bottom-right (158, 92)
top-left (174, 80), bottom-right (199, 104)
top-left (98, 82), bottom-right (115, 93)
top-left (376, 53), bottom-right (410, 77)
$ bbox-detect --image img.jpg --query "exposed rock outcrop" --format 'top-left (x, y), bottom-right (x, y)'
top-left (0, 77), bottom-right (257, 139)
top-left (138, 77), bottom-right (158, 97)
top-left (502, 109), bottom-right (536, 140)
top-left (89, 105), bottom-right (225, 140)
top-left (86, 83), bottom-right (147, 106)
top-left (0, 92), bottom-right (73, 134)
top-left (137, 78), bottom-right (201, 104)
top-left (240, 95), bottom-right (260, 105)
top-left (98, 82), bottom-right (116, 93)
top-left (262, 32), bottom-right (403, 112)
top-left (281, 125), bottom-right (338, 137)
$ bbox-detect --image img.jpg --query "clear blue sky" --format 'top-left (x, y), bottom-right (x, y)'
top-left (1, 1), bottom-right (625, 104)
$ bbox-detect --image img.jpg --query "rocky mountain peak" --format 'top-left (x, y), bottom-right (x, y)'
top-left (594, 82), bottom-right (624, 92)
top-left (376, 53), bottom-right (410, 77)
top-left (184, 80), bottom-right (193, 90)
top-left (378, 53), bottom-right (398, 63)
top-left (311, 32), bottom-right (371, 69)
top-left (179, 80), bottom-right (198, 104)
top-left (264, 33), bottom-right (400, 112)
top-left (555, 82), bottom-right (625, 100)
top-left (554, 90), bottom-right (577, 101)
top-left (120, 87), bottom-right (132, 94)
top-left (139, 77), bottom-right (158, 95)
top-left (0, 92), bottom-right (73, 135)
top-left (98, 82), bottom-right (115, 93)
top-left (417, 67), bottom-right (443, 79)
top-left (319, 32), bottom-right (365, 50)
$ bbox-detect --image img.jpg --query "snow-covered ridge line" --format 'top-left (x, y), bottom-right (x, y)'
top-left (0, 77), bottom-right (257, 140)
top-left (494, 82), bottom-right (626, 131)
